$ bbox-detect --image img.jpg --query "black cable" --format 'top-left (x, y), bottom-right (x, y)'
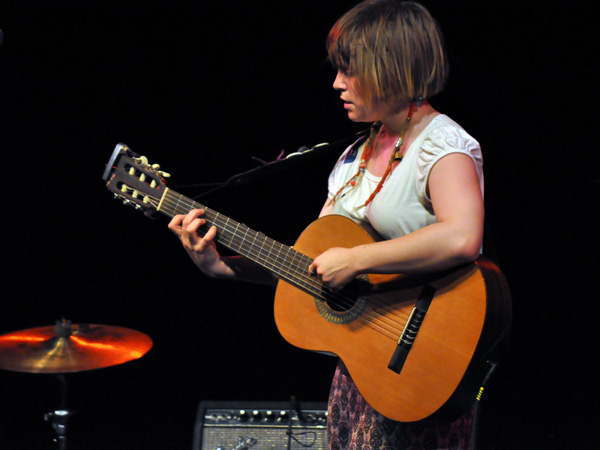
top-left (170, 129), bottom-right (369, 200)
top-left (471, 360), bottom-right (499, 450)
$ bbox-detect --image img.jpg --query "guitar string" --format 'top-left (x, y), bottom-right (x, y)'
top-left (157, 190), bottom-right (412, 340)
top-left (133, 186), bottom-right (410, 340)
top-left (177, 193), bottom-right (415, 332)
top-left (111, 164), bottom-right (410, 334)
top-left (160, 191), bottom-right (410, 320)
top-left (159, 192), bottom-right (389, 311)
top-left (262, 240), bottom-right (414, 331)
top-left (140, 189), bottom-right (411, 341)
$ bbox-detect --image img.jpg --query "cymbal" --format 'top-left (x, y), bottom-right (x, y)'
top-left (0, 320), bottom-right (153, 374)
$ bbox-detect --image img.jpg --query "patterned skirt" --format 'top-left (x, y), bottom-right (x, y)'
top-left (327, 362), bottom-right (475, 450)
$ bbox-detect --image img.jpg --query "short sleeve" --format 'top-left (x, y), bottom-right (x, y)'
top-left (416, 123), bottom-right (484, 207)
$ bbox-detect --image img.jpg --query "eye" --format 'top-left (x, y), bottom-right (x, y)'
top-left (337, 67), bottom-right (356, 79)
top-left (341, 65), bottom-right (355, 76)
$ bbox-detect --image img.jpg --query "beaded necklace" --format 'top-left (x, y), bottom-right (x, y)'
top-left (329, 101), bottom-right (417, 209)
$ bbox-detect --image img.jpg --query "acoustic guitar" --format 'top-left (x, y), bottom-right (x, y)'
top-left (103, 143), bottom-right (511, 423)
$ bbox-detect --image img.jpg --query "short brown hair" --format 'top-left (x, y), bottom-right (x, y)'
top-left (327, 0), bottom-right (448, 104)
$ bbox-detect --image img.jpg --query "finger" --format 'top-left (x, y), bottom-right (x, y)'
top-left (185, 216), bottom-right (206, 235)
top-left (168, 214), bottom-right (185, 232)
top-left (187, 225), bottom-right (217, 252)
top-left (205, 225), bottom-right (217, 241)
top-left (182, 209), bottom-right (203, 227)
top-left (191, 237), bottom-right (209, 252)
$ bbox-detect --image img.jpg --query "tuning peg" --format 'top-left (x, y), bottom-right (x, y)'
top-left (147, 163), bottom-right (170, 178)
top-left (134, 156), bottom-right (150, 167)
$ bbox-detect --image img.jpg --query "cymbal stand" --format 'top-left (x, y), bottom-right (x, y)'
top-left (43, 374), bottom-right (75, 450)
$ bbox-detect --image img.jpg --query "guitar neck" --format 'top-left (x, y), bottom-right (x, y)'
top-left (157, 188), bottom-right (313, 285)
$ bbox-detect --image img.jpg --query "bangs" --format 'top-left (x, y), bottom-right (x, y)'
top-left (326, 22), bottom-right (355, 75)
top-left (326, 18), bottom-right (375, 102)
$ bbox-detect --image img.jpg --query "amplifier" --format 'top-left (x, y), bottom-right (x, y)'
top-left (192, 400), bottom-right (328, 450)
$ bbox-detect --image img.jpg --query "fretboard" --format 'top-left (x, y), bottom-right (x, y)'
top-left (157, 188), bottom-right (315, 290)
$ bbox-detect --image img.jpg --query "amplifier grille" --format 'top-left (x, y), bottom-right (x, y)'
top-left (193, 401), bottom-right (328, 450)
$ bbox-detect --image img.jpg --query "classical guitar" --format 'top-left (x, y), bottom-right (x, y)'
top-left (103, 143), bottom-right (511, 423)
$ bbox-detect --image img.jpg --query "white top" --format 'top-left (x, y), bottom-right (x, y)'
top-left (327, 114), bottom-right (484, 240)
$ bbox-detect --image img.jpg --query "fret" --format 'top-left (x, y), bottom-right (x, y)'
top-left (268, 241), bottom-right (286, 275)
top-left (273, 241), bottom-right (284, 271)
top-left (231, 222), bottom-right (244, 252)
top-left (255, 232), bottom-right (270, 265)
top-left (214, 212), bottom-right (226, 235)
top-left (248, 229), bottom-right (259, 259)
top-left (281, 246), bottom-right (301, 282)
top-left (204, 207), bottom-right (218, 227)
top-left (241, 228), bottom-right (257, 259)
top-left (173, 193), bottom-right (183, 215)
top-left (219, 215), bottom-right (234, 248)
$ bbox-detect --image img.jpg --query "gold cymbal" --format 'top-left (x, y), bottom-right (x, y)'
top-left (0, 320), bottom-right (153, 374)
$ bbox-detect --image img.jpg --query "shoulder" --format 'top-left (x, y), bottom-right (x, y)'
top-left (420, 115), bottom-right (481, 154)
top-left (416, 115), bottom-right (482, 170)
top-left (412, 115), bottom-right (484, 204)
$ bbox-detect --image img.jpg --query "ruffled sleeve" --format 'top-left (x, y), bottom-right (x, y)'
top-left (416, 119), bottom-right (484, 208)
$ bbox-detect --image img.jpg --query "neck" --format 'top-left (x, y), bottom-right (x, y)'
top-left (381, 100), bottom-right (432, 136)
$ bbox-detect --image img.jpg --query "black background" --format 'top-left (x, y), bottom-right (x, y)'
top-left (0, 1), bottom-right (597, 449)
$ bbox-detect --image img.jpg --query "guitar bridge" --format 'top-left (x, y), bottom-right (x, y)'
top-left (387, 284), bottom-right (436, 374)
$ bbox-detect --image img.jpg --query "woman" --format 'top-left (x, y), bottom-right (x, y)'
top-left (169, 1), bottom-right (484, 448)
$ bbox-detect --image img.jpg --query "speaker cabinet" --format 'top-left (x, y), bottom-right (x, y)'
top-left (193, 400), bottom-right (328, 450)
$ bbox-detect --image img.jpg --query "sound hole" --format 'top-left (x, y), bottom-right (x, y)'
top-left (315, 275), bottom-right (369, 324)
top-left (326, 278), bottom-right (362, 311)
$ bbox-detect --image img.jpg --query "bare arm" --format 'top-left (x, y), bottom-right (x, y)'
top-left (309, 153), bottom-right (484, 290)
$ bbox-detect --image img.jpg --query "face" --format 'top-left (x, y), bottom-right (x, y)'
top-left (333, 70), bottom-right (397, 123)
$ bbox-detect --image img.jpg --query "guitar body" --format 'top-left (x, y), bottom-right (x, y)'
top-left (274, 215), bottom-right (511, 423)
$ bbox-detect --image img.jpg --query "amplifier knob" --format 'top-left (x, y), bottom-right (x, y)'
top-left (252, 410), bottom-right (263, 421)
top-left (265, 410), bottom-right (276, 422)
top-left (239, 410), bottom-right (249, 422)
top-left (278, 411), bottom-right (289, 422)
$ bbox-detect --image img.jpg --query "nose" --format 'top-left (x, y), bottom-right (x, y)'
top-left (333, 70), bottom-right (347, 91)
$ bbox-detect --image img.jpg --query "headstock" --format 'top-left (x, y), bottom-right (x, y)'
top-left (103, 144), bottom-right (171, 217)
